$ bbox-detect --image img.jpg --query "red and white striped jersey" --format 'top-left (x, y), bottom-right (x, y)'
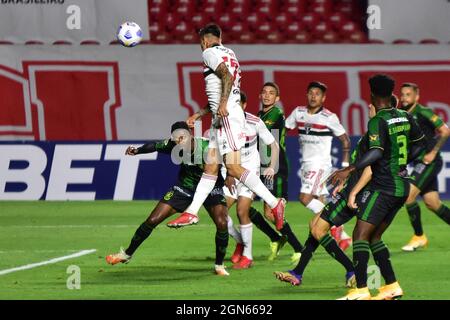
top-left (285, 106), bottom-right (346, 165)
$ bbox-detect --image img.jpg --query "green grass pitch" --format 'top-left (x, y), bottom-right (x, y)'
top-left (0, 200), bottom-right (449, 300)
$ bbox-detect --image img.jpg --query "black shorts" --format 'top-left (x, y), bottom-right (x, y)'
top-left (356, 189), bottom-right (407, 226)
top-left (410, 157), bottom-right (443, 195)
top-left (160, 185), bottom-right (227, 213)
top-left (261, 173), bottom-right (288, 199)
top-left (320, 189), bottom-right (356, 227)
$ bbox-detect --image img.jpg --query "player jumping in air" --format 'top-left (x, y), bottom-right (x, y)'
top-left (167, 24), bottom-right (286, 230)
top-left (331, 74), bottom-right (425, 300)
top-left (105, 122), bottom-right (231, 276)
top-left (397, 83), bottom-right (450, 251)
top-left (284, 81), bottom-right (352, 250)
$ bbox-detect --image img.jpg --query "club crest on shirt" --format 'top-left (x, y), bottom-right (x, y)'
top-left (305, 123), bottom-right (312, 134)
top-left (369, 134), bottom-right (379, 142)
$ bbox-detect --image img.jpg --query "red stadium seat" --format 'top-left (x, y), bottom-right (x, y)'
top-left (229, 0), bottom-right (251, 10)
top-left (274, 13), bottom-right (294, 31)
top-left (256, 5), bottom-right (277, 18)
top-left (321, 30), bottom-right (340, 43)
top-left (343, 30), bottom-right (368, 43)
top-left (255, 22), bottom-right (272, 39)
top-left (229, 5), bottom-right (250, 17)
top-left (265, 31), bottom-right (285, 44)
top-left (164, 13), bottom-right (181, 32)
top-left (310, 0), bottom-right (333, 16)
top-left (175, 5), bottom-right (196, 18)
top-left (289, 31), bottom-right (312, 44)
top-left (328, 12), bottom-right (347, 28)
top-left (152, 32), bottom-right (173, 44)
top-left (25, 40), bottom-right (44, 45)
top-left (218, 13), bottom-right (238, 31)
top-left (173, 21), bottom-right (194, 40)
top-left (420, 38), bottom-right (440, 44)
top-left (335, 2), bottom-right (355, 15)
top-left (190, 13), bottom-right (209, 29)
top-left (235, 31), bottom-right (257, 44)
top-left (149, 21), bottom-right (162, 34)
top-left (149, 5), bottom-right (168, 23)
top-left (80, 40), bottom-right (100, 45)
top-left (339, 20), bottom-right (358, 37)
top-left (181, 32), bottom-right (198, 44)
top-left (392, 39), bottom-right (413, 44)
top-left (311, 21), bottom-right (332, 37)
top-left (245, 12), bottom-right (268, 31)
top-left (284, 5), bottom-right (306, 19)
top-left (300, 12), bottom-right (320, 30)
top-left (285, 21), bottom-right (305, 38)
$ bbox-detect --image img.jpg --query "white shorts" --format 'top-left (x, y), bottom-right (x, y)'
top-left (300, 163), bottom-right (333, 196)
top-left (209, 104), bottom-right (246, 156)
top-left (223, 180), bottom-right (254, 200)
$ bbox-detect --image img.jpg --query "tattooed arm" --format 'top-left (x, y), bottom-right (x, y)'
top-left (214, 62), bottom-right (234, 118)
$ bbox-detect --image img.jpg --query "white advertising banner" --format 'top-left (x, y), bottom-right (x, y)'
top-left (0, 0), bottom-right (149, 44)
top-left (0, 44), bottom-right (449, 141)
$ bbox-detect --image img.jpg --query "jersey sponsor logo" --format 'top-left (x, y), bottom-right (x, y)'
top-left (386, 117), bottom-right (409, 125)
top-left (0, 61), bottom-right (121, 140)
top-left (164, 190), bottom-right (174, 201)
top-left (173, 186), bottom-right (192, 197)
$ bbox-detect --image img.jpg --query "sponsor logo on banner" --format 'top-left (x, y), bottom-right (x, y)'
top-left (0, 61), bottom-right (121, 140)
top-left (177, 61), bottom-right (450, 136)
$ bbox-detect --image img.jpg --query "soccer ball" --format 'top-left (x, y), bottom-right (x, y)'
top-left (117, 22), bottom-right (143, 47)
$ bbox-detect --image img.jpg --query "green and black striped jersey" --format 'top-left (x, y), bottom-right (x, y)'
top-left (154, 138), bottom-right (223, 191)
top-left (409, 103), bottom-right (445, 160)
top-left (367, 108), bottom-right (424, 197)
top-left (345, 133), bottom-right (369, 191)
top-left (258, 105), bottom-right (289, 176)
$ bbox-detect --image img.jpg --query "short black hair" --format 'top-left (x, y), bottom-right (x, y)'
top-left (401, 82), bottom-right (419, 93)
top-left (369, 74), bottom-right (395, 98)
top-left (199, 24), bottom-right (222, 38)
top-left (307, 81), bottom-right (327, 93)
top-left (240, 91), bottom-right (247, 104)
top-left (171, 121), bottom-right (190, 133)
top-left (262, 82), bottom-right (280, 96)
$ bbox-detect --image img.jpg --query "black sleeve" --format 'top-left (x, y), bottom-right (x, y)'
top-left (353, 148), bottom-right (383, 171)
top-left (136, 139), bottom-right (175, 155)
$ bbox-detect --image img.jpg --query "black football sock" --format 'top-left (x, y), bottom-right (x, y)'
top-left (125, 222), bottom-right (154, 256)
top-left (249, 207), bottom-right (281, 242)
top-left (353, 240), bottom-right (370, 288)
top-left (406, 202), bottom-right (423, 236)
top-left (370, 241), bottom-right (396, 285)
top-left (319, 234), bottom-right (353, 272)
top-left (292, 233), bottom-right (319, 276)
top-left (433, 204), bottom-right (450, 224)
top-left (215, 229), bottom-right (229, 265)
top-left (280, 222), bottom-right (303, 252)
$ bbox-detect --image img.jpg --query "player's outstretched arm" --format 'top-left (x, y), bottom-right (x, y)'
top-left (214, 62), bottom-right (233, 118)
top-left (187, 104), bottom-right (211, 128)
top-left (125, 139), bottom-right (174, 156)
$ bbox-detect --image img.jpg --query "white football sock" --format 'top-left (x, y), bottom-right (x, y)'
top-left (227, 216), bottom-right (242, 243)
top-left (306, 199), bottom-right (325, 215)
top-left (240, 223), bottom-right (253, 260)
top-left (185, 173), bottom-right (217, 216)
top-left (239, 170), bottom-right (278, 208)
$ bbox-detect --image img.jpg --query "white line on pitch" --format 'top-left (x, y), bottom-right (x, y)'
top-left (0, 249), bottom-right (97, 276)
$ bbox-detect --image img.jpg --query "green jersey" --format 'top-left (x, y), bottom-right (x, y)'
top-left (153, 138), bottom-right (223, 191)
top-left (258, 105), bottom-right (289, 176)
top-left (367, 108), bottom-right (424, 197)
top-left (346, 133), bottom-right (370, 190)
top-left (409, 103), bottom-right (445, 160)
